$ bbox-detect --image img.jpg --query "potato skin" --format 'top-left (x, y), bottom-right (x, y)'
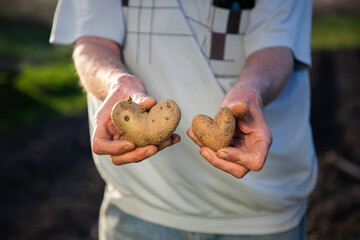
top-left (111, 99), bottom-right (181, 147)
top-left (192, 108), bottom-right (235, 151)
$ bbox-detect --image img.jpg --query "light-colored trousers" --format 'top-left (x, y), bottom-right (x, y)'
top-left (98, 195), bottom-right (306, 240)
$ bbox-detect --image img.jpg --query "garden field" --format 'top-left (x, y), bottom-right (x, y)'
top-left (0, 1), bottom-right (359, 239)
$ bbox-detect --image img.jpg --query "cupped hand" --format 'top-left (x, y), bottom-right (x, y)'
top-left (92, 75), bottom-right (180, 165)
top-left (187, 88), bottom-right (272, 178)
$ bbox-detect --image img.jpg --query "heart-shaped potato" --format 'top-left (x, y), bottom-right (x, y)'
top-left (192, 108), bottom-right (235, 151)
top-left (111, 98), bottom-right (181, 147)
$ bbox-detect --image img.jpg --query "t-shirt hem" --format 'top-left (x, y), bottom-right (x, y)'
top-left (104, 186), bottom-right (307, 235)
top-left (50, 29), bottom-right (124, 46)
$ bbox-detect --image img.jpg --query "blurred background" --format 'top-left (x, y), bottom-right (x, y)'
top-left (0, 0), bottom-right (359, 239)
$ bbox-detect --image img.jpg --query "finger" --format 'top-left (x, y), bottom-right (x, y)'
top-left (92, 137), bottom-right (136, 155)
top-left (217, 139), bottom-right (269, 171)
top-left (186, 128), bottom-right (205, 147)
top-left (91, 119), bottom-right (136, 155)
top-left (157, 133), bottom-right (181, 151)
top-left (200, 148), bottom-right (250, 178)
top-left (171, 133), bottom-right (181, 145)
top-left (109, 146), bottom-right (158, 165)
top-left (131, 93), bottom-right (157, 110)
top-left (229, 101), bottom-right (249, 118)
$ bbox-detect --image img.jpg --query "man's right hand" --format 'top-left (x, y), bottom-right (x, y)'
top-left (73, 37), bottom-right (180, 165)
top-left (91, 75), bottom-right (181, 165)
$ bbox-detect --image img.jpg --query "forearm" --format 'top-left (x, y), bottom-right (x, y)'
top-left (72, 37), bottom-right (163, 163)
top-left (228, 47), bottom-right (294, 107)
top-left (73, 36), bottom-right (144, 101)
top-left (210, 47), bottom-right (293, 177)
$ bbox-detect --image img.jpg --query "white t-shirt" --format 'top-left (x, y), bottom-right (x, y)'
top-left (50, 0), bottom-right (317, 235)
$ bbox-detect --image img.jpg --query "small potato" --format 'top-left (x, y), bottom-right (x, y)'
top-left (192, 108), bottom-right (235, 151)
top-left (111, 97), bottom-right (181, 147)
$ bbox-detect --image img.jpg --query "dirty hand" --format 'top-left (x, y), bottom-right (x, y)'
top-left (187, 87), bottom-right (272, 178)
top-left (92, 75), bottom-right (180, 165)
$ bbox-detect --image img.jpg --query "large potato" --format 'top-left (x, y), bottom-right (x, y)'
top-left (192, 108), bottom-right (235, 151)
top-left (111, 97), bottom-right (181, 147)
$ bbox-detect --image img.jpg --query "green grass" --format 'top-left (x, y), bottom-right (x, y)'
top-left (312, 15), bottom-right (360, 50)
top-left (15, 63), bottom-right (86, 115)
top-left (0, 19), bottom-right (86, 133)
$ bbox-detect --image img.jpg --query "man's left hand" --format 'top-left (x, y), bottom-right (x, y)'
top-left (187, 87), bottom-right (272, 178)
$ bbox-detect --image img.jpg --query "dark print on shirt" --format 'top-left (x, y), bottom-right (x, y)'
top-left (121, 0), bottom-right (253, 82)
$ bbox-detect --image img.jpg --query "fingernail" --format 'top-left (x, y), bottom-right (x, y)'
top-left (229, 101), bottom-right (249, 118)
top-left (201, 150), bottom-right (210, 159)
top-left (253, 151), bottom-right (261, 158)
top-left (218, 151), bottom-right (229, 160)
top-left (123, 144), bottom-right (134, 152)
top-left (145, 148), bottom-right (157, 157)
top-left (229, 101), bottom-right (239, 109)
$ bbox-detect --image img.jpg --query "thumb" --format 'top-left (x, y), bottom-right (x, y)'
top-left (130, 93), bottom-right (157, 110)
top-left (229, 101), bottom-right (249, 118)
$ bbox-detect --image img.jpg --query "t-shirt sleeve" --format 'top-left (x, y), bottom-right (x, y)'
top-left (49, 0), bottom-right (126, 45)
top-left (244, 0), bottom-right (312, 69)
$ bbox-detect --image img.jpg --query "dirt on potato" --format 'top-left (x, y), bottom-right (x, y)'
top-left (111, 98), bottom-right (181, 147)
top-left (192, 107), bottom-right (235, 151)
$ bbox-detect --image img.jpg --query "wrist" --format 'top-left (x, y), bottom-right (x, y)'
top-left (109, 74), bottom-right (146, 99)
top-left (224, 84), bottom-right (263, 110)
top-left (97, 74), bottom-right (146, 118)
top-left (237, 85), bottom-right (263, 109)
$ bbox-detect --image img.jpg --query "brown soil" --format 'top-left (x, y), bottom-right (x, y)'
top-left (0, 50), bottom-right (359, 239)
top-left (307, 50), bottom-right (360, 240)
